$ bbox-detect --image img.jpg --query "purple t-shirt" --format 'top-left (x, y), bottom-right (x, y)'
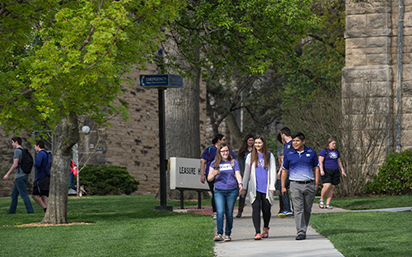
top-left (255, 153), bottom-right (268, 193)
top-left (211, 160), bottom-right (239, 190)
top-left (201, 146), bottom-right (236, 176)
top-left (319, 148), bottom-right (340, 170)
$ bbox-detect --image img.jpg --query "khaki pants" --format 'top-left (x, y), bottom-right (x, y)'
top-left (290, 181), bottom-right (317, 236)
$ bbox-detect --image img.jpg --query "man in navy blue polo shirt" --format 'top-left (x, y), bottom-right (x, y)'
top-left (281, 132), bottom-right (319, 240)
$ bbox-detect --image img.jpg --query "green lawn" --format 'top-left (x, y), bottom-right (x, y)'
top-left (2, 194), bottom-right (412, 257)
top-left (0, 195), bottom-right (215, 257)
top-left (311, 195), bottom-right (412, 257)
top-left (324, 195), bottom-right (412, 210)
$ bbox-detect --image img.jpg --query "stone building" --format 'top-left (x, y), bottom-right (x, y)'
top-left (0, 63), bottom-right (209, 196)
top-left (342, 0), bottom-right (412, 173)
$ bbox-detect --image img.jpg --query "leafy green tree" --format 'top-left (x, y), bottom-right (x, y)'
top-left (0, 0), bottom-right (184, 223)
top-left (162, 0), bottom-right (317, 147)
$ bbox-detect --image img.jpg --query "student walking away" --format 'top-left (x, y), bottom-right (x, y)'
top-left (277, 127), bottom-right (293, 218)
top-left (282, 132), bottom-right (320, 240)
top-left (200, 134), bottom-right (236, 219)
top-left (241, 135), bottom-right (277, 240)
top-left (208, 143), bottom-right (243, 242)
top-left (2, 137), bottom-right (34, 214)
top-left (32, 140), bottom-right (52, 213)
top-left (236, 134), bottom-right (254, 218)
top-left (318, 138), bottom-right (346, 209)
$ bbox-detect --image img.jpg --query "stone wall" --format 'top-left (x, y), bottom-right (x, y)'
top-left (343, 0), bottom-right (412, 173)
top-left (0, 63), bottom-right (207, 196)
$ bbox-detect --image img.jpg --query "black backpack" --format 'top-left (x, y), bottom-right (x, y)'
top-left (44, 150), bottom-right (53, 176)
top-left (18, 147), bottom-right (34, 174)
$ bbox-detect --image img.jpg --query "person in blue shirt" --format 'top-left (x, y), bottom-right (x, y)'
top-left (200, 134), bottom-right (236, 219)
top-left (277, 127), bottom-right (293, 218)
top-left (318, 138), bottom-right (346, 209)
top-left (32, 140), bottom-right (51, 213)
top-left (208, 143), bottom-right (243, 242)
top-left (282, 132), bottom-right (319, 240)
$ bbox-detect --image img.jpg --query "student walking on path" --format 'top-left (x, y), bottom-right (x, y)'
top-left (208, 143), bottom-right (243, 242)
top-left (3, 137), bottom-right (34, 214)
top-left (277, 127), bottom-right (293, 218)
top-left (282, 132), bottom-right (320, 240)
top-left (318, 138), bottom-right (346, 209)
top-left (241, 135), bottom-right (277, 240)
top-left (236, 133), bottom-right (254, 218)
top-left (200, 134), bottom-right (236, 219)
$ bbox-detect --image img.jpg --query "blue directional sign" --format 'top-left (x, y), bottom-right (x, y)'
top-left (139, 74), bottom-right (183, 88)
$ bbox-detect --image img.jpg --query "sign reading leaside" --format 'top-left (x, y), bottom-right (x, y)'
top-left (170, 157), bottom-right (209, 190)
top-left (139, 74), bottom-right (183, 88)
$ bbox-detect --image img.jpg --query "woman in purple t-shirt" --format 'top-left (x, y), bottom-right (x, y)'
top-left (241, 135), bottom-right (277, 240)
top-left (318, 138), bottom-right (346, 209)
top-left (208, 143), bottom-right (243, 242)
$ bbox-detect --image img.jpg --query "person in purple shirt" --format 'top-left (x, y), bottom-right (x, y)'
top-left (200, 134), bottom-right (236, 219)
top-left (241, 135), bottom-right (277, 240)
top-left (208, 143), bottom-right (243, 242)
top-left (318, 138), bottom-right (346, 209)
top-left (282, 132), bottom-right (319, 240)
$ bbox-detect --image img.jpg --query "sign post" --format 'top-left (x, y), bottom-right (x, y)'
top-left (140, 73), bottom-right (183, 211)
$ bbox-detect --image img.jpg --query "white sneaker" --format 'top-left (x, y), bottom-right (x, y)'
top-left (212, 214), bottom-right (217, 220)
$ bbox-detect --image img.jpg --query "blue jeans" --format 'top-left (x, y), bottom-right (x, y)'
top-left (8, 175), bottom-right (34, 214)
top-left (214, 188), bottom-right (238, 236)
top-left (69, 172), bottom-right (77, 191)
top-left (279, 173), bottom-right (292, 212)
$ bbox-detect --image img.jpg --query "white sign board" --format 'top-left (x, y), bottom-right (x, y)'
top-left (170, 157), bottom-right (210, 190)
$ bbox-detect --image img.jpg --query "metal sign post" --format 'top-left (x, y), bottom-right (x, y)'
top-left (140, 74), bottom-right (183, 211)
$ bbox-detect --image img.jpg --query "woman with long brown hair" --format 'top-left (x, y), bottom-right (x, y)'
top-left (241, 135), bottom-right (277, 240)
top-left (236, 133), bottom-right (254, 218)
top-left (208, 143), bottom-right (243, 242)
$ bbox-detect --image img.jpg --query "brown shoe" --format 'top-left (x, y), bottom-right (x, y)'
top-left (236, 200), bottom-right (245, 218)
top-left (262, 227), bottom-right (269, 238)
top-left (254, 233), bottom-right (261, 240)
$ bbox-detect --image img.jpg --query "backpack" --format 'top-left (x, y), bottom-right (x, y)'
top-left (18, 147), bottom-right (34, 174)
top-left (43, 150), bottom-right (53, 176)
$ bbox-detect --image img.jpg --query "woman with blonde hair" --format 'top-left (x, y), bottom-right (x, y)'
top-left (318, 138), bottom-right (346, 209)
top-left (241, 135), bottom-right (277, 240)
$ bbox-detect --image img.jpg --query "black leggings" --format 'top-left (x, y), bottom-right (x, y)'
top-left (207, 180), bottom-right (216, 213)
top-left (252, 191), bottom-right (271, 234)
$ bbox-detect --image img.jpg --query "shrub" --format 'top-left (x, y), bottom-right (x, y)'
top-left (366, 150), bottom-right (412, 195)
top-left (80, 165), bottom-right (139, 195)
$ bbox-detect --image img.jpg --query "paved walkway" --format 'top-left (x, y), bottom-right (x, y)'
top-left (213, 200), bottom-right (347, 257)
top-left (175, 200), bottom-right (412, 257)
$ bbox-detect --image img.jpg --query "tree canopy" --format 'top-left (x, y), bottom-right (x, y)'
top-left (0, 0), bottom-right (184, 133)
top-left (0, 0), bottom-right (184, 223)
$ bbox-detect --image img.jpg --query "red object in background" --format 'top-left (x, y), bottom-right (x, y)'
top-left (71, 159), bottom-right (78, 176)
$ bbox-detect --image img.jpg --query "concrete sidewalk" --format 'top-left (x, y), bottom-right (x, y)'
top-left (213, 200), bottom-right (347, 257)
top-left (174, 199), bottom-right (412, 256)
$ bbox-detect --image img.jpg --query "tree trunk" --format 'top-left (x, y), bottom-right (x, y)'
top-left (226, 112), bottom-right (243, 150)
top-left (42, 112), bottom-right (79, 224)
top-left (161, 45), bottom-right (202, 200)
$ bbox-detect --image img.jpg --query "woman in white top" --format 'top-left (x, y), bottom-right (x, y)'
top-left (241, 135), bottom-right (277, 240)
